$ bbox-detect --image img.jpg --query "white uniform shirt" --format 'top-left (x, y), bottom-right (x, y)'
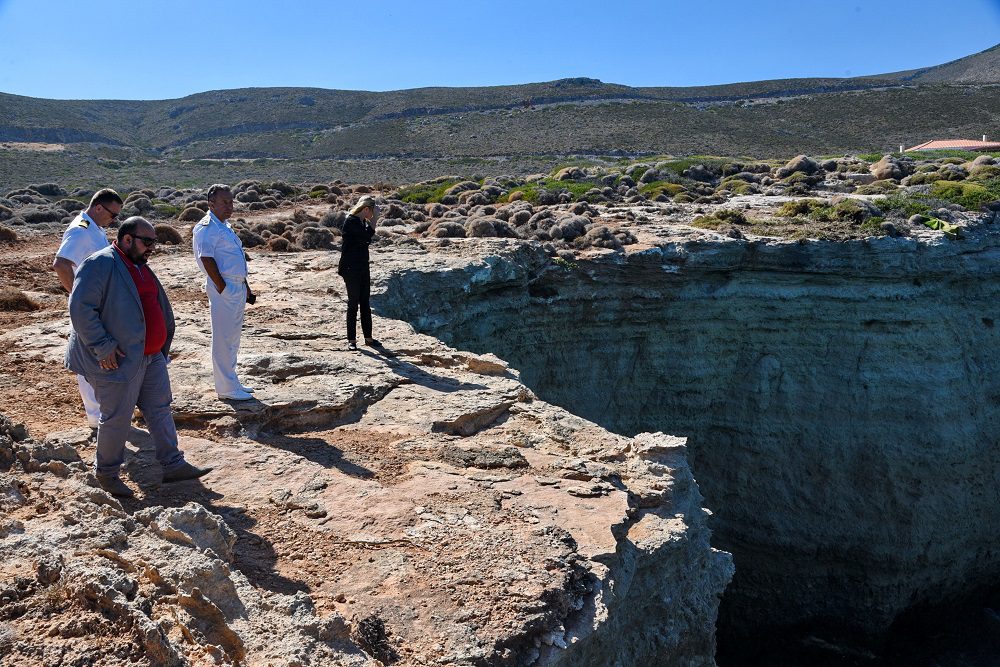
top-left (192, 211), bottom-right (248, 278)
top-left (55, 212), bottom-right (109, 271)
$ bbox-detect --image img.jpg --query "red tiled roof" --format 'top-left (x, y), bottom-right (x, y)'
top-left (905, 139), bottom-right (1000, 152)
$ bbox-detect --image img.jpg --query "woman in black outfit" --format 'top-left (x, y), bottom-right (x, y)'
top-left (338, 195), bottom-right (379, 350)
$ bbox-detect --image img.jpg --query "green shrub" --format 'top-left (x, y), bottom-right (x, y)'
top-left (153, 203), bottom-right (181, 218)
top-left (692, 209), bottom-right (748, 229)
top-left (396, 178), bottom-right (464, 204)
top-left (905, 172), bottom-right (935, 186)
top-left (929, 179), bottom-right (1000, 210)
top-left (717, 178), bottom-right (757, 195)
top-left (831, 198), bottom-right (876, 223)
top-left (873, 194), bottom-right (931, 217)
top-left (654, 156), bottom-right (731, 176)
top-left (640, 181), bottom-right (686, 198)
top-left (629, 165), bottom-right (650, 182)
top-left (855, 180), bottom-right (898, 195)
top-left (782, 171), bottom-right (817, 186)
top-left (776, 198), bottom-right (876, 224)
top-left (777, 199), bottom-right (825, 217)
top-left (859, 216), bottom-right (885, 235)
top-left (969, 165), bottom-right (1000, 181)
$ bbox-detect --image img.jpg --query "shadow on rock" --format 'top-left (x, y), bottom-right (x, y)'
top-left (120, 425), bottom-right (310, 597)
top-left (249, 431), bottom-right (375, 479)
top-left (359, 345), bottom-right (488, 393)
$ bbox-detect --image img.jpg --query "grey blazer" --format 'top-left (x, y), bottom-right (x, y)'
top-left (65, 245), bottom-right (175, 383)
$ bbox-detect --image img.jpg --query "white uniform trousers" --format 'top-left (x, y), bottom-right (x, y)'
top-left (77, 374), bottom-right (101, 427)
top-left (207, 275), bottom-right (246, 395)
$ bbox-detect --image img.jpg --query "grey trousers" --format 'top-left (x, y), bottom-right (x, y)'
top-left (89, 352), bottom-right (186, 478)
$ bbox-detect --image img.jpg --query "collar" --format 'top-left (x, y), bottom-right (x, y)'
top-left (80, 211), bottom-right (97, 227)
top-left (112, 240), bottom-right (129, 262)
top-left (209, 211), bottom-right (229, 227)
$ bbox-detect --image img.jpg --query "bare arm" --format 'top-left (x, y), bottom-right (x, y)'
top-left (52, 257), bottom-right (76, 293)
top-left (201, 257), bottom-right (226, 293)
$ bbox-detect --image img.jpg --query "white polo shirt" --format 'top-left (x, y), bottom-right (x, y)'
top-left (192, 211), bottom-right (248, 278)
top-left (55, 212), bottom-right (109, 271)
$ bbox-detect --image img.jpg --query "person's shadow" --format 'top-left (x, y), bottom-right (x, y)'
top-left (357, 343), bottom-right (490, 393)
top-left (118, 427), bottom-right (307, 598)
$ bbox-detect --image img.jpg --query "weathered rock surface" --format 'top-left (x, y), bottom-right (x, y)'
top-left (0, 238), bottom-right (733, 665)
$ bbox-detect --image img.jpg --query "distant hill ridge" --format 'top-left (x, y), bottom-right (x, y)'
top-left (0, 43), bottom-right (999, 164)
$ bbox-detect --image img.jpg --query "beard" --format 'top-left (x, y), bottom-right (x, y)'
top-left (127, 244), bottom-right (150, 265)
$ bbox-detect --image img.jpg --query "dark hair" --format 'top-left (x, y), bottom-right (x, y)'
top-left (90, 188), bottom-right (123, 209)
top-left (117, 216), bottom-right (151, 241)
top-left (207, 184), bottom-right (232, 201)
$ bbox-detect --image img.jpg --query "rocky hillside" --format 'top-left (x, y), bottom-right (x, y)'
top-left (0, 44), bottom-right (999, 192)
top-left (889, 42), bottom-right (1000, 84)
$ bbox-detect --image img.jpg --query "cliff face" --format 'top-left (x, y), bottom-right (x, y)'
top-left (378, 224), bottom-right (1000, 647)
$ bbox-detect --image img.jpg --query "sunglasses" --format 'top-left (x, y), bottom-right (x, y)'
top-left (132, 235), bottom-right (157, 246)
top-left (101, 204), bottom-right (121, 220)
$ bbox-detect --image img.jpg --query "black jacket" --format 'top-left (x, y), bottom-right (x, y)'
top-left (338, 214), bottom-right (375, 275)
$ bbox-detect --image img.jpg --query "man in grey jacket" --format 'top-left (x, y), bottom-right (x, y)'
top-left (66, 216), bottom-right (211, 498)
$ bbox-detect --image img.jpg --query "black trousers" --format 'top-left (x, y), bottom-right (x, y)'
top-left (342, 271), bottom-right (372, 340)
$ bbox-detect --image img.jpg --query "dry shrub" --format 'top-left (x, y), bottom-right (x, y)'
top-left (320, 209), bottom-right (346, 229)
top-left (253, 220), bottom-right (287, 235)
top-left (0, 226), bottom-right (17, 242)
top-left (267, 237), bottom-right (301, 252)
top-left (0, 287), bottom-right (38, 311)
top-left (178, 207), bottom-right (205, 222)
top-left (429, 221), bottom-right (466, 238)
top-left (154, 223), bottom-right (182, 245)
top-left (20, 207), bottom-right (62, 224)
top-left (236, 228), bottom-right (266, 248)
top-left (297, 227), bottom-right (336, 250)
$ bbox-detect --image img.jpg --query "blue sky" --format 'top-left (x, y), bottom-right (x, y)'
top-left (1, 0), bottom-right (999, 100)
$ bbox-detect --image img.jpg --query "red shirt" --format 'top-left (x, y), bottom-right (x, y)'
top-left (114, 242), bottom-right (167, 355)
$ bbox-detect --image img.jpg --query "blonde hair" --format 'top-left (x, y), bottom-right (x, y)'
top-left (349, 195), bottom-right (376, 216)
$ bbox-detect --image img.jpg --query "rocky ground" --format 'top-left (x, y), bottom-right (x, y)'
top-left (0, 201), bottom-right (734, 665)
top-left (0, 151), bottom-right (997, 666)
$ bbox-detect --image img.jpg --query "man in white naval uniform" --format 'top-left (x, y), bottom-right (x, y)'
top-left (191, 184), bottom-right (255, 401)
top-left (52, 188), bottom-right (123, 427)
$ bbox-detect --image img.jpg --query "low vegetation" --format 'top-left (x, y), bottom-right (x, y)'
top-left (0, 287), bottom-right (38, 312)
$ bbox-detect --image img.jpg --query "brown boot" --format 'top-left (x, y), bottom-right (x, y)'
top-left (96, 475), bottom-right (135, 499)
top-left (162, 462), bottom-right (213, 484)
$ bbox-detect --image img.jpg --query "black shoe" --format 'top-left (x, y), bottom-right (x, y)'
top-left (364, 338), bottom-right (382, 347)
top-left (347, 340), bottom-right (358, 351)
top-left (97, 475), bottom-right (135, 498)
top-left (162, 462), bottom-right (213, 484)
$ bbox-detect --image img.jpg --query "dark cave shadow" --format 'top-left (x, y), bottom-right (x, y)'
top-left (358, 344), bottom-right (488, 393)
top-left (119, 428), bottom-right (309, 598)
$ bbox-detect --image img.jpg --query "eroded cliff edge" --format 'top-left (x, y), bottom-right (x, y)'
top-left (376, 219), bottom-right (1000, 651)
top-left (0, 241), bottom-right (732, 666)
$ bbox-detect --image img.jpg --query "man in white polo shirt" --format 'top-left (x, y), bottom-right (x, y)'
top-left (53, 188), bottom-right (123, 427)
top-left (192, 184), bottom-right (255, 401)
